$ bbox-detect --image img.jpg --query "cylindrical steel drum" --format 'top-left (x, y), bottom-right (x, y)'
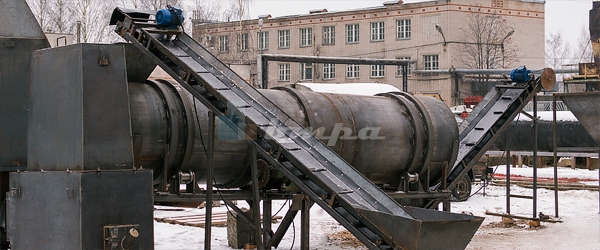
top-left (128, 80), bottom-right (458, 188)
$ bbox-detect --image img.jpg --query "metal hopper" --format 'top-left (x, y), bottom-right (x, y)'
top-left (560, 92), bottom-right (600, 146)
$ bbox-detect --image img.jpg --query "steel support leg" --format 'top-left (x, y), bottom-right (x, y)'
top-left (533, 95), bottom-right (538, 218)
top-left (552, 95), bottom-right (559, 217)
top-left (270, 199), bottom-right (299, 248)
top-left (204, 111), bottom-right (216, 249)
top-left (263, 200), bottom-right (272, 249)
top-left (250, 149), bottom-right (263, 249)
top-left (506, 141), bottom-right (511, 215)
top-left (301, 195), bottom-right (310, 250)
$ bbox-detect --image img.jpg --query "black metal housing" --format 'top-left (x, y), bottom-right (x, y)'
top-left (6, 170), bottom-right (154, 250)
top-left (28, 44), bottom-right (135, 171)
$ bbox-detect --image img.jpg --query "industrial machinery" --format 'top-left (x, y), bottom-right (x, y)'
top-left (0, 1), bottom-right (558, 249)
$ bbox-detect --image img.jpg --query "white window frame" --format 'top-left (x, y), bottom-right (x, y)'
top-left (258, 31), bottom-right (269, 50)
top-left (218, 35), bottom-right (229, 52)
top-left (278, 63), bottom-right (291, 82)
top-left (397, 19), bottom-right (411, 39)
top-left (371, 65), bottom-right (385, 78)
top-left (278, 30), bottom-right (290, 48)
top-left (301, 63), bottom-right (313, 80)
top-left (300, 28), bottom-right (313, 47)
top-left (237, 33), bottom-right (248, 51)
top-left (424, 55), bottom-right (439, 70)
top-left (323, 26), bottom-right (335, 45)
top-left (396, 57), bottom-right (412, 76)
top-left (371, 21), bottom-right (385, 41)
top-left (346, 24), bottom-right (359, 43)
top-left (346, 64), bottom-right (359, 78)
top-left (323, 63), bottom-right (336, 80)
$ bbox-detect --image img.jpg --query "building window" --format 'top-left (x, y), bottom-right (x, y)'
top-left (237, 33), bottom-right (248, 51)
top-left (279, 64), bottom-right (290, 81)
top-left (346, 64), bottom-right (359, 78)
top-left (323, 63), bottom-right (336, 79)
top-left (424, 55), bottom-right (439, 70)
top-left (300, 28), bottom-right (312, 47)
top-left (218, 35), bottom-right (228, 52)
top-left (397, 19), bottom-right (411, 39)
top-left (346, 24), bottom-right (359, 43)
top-left (258, 31), bottom-right (269, 50)
top-left (396, 57), bottom-right (411, 76)
top-left (371, 65), bottom-right (385, 78)
top-left (301, 63), bottom-right (313, 80)
top-left (323, 26), bottom-right (335, 45)
top-left (371, 21), bottom-right (385, 41)
top-left (278, 30), bottom-right (290, 48)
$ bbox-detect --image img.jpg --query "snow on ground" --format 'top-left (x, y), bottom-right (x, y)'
top-left (296, 83), bottom-right (401, 96)
top-left (493, 164), bottom-right (599, 181)
top-left (512, 111), bottom-right (578, 122)
top-left (155, 166), bottom-right (600, 250)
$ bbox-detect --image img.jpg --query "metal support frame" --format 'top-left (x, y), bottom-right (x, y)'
top-left (258, 54), bottom-right (410, 92)
top-left (552, 92), bottom-right (600, 215)
top-left (504, 95), bottom-right (538, 218)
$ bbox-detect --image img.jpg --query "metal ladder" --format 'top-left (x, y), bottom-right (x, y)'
top-left (112, 8), bottom-right (422, 249)
top-left (440, 79), bottom-right (543, 200)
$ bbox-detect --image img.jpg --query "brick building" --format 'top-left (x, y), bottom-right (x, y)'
top-left (192, 0), bottom-right (545, 105)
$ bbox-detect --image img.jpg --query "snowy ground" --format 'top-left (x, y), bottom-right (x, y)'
top-left (155, 166), bottom-right (599, 250)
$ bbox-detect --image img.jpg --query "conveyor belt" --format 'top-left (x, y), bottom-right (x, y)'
top-left (112, 8), bottom-right (416, 250)
top-left (443, 80), bottom-right (544, 194)
top-left (111, 7), bottom-right (488, 249)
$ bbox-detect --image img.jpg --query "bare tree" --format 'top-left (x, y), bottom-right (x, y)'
top-left (27, 0), bottom-right (53, 31)
top-left (458, 10), bottom-right (518, 69)
top-left (50, 0), bottom-right (74, 33)
top-left (545, 31), bottom-right (572, 69)
top-left (142, 0), bottom-right (183, 11)
top-left (574, 25), bottom-right (593, 63)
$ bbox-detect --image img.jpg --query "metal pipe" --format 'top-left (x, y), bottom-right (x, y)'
top-left (413, 68), bottom-right (579, 75)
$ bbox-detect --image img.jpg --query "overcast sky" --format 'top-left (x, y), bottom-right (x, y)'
top-left (248, 0), bottom-right (592, 58)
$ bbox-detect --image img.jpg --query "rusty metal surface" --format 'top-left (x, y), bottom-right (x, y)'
top-left (6, 170), bottom-right (154, 250)
top-left (28, 44), bottom-right (134, 171)
top-left (559, 92), bottom-right (600, 146)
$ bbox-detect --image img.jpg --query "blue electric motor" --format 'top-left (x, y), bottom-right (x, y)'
top-left (156, 6), bottom-right (184, 28)
top-left (510, 66), bottom-right (533, 83)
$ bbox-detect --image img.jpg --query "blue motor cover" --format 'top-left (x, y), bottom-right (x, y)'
top-left (510, 66), bottom-right (532, 83)
top-left (156, 6), bottom-right (184, 28)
